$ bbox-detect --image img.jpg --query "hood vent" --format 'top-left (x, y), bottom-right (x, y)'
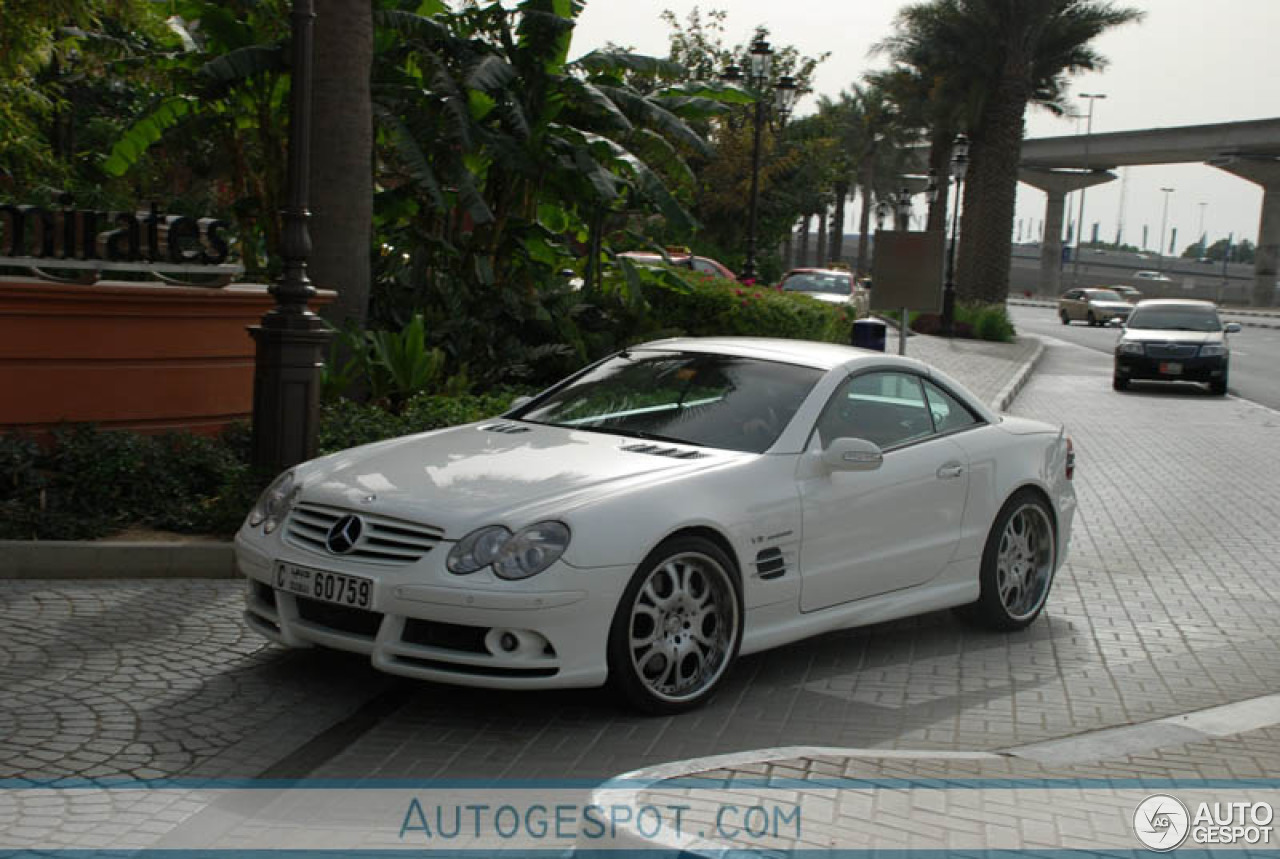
top-left (755, 547), bottom-right (786, 580)
top-left (482, 422), bottom-right (532, 434)
top-left (620, 443), bottom-right (707, 460)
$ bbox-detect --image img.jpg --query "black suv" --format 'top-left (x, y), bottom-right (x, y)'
top-left (1113, 299), bottom-right (1241, 395)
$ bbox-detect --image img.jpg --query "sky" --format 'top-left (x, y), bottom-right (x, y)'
top-left (573, 0), bottom-right (1280, 252)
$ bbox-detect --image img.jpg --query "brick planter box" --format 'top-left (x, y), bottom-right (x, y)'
top-left (0, 277), bottom-right (333, 436)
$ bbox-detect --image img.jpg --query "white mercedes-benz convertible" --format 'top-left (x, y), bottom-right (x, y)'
top-left (236, 337), bottom-right (1076, 713)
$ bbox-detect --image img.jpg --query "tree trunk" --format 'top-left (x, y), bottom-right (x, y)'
top-left (927, 128), bottom-right (953, 233)
top-left (797, 213), bottom-right (811, 267)
top-left (816, 208), bottom-right (828, 266)
top-left (310, 0), bottom-right (373, 329)
top-left (854, 157), bottom-right (875, 276)
top-left (829, 181), bottom-right (848, 263)
top-left (955, 37), bottom-right (1031, 304)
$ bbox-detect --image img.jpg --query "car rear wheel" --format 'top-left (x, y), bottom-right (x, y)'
top-left (607, 536), bottom-right (742, 714)
top-left (955, 490), bottom-right (1056, 631)
top-left (1059, 309), bottom-right (1070, 325)
top-left (1087, 311), bottom-right (1097, 326)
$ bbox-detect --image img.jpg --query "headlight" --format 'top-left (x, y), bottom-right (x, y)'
top-left (1199, 344), bottom-right (1227, 357)
top-left (1117, 342), bottom-right (1144, 356)
top-left (494, 522), bottom-right (571, 580)
top-left (448, 521), bottom-right (571, 579)
top-left (248, 470), bottom-right (299, 534)
top-left (447, 525), bottom-right (512, 574)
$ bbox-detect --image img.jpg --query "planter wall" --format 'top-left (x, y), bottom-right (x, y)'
top-left (0, 277), bottom-right (333, 436)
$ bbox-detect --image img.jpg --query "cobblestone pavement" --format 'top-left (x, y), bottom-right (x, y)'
top-left (3, 332), bottom-right (1277, 795)
top-left (299, 335), bottom-right (1280, 780)
top-left (0, 581), bottom-right (389, 781)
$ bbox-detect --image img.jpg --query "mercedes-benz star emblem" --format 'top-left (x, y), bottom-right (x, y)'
top-left (325, 514), bottom-right (363, 555)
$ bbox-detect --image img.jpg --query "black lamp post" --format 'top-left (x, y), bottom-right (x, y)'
top-left (895, 186), bottom-right (912, 232)
top-left (722, 41), bottom-right (797, 283)
top-left (249, 0), bottom-right (333, 473)
top-left (940, 133), bottom-right (969, 338)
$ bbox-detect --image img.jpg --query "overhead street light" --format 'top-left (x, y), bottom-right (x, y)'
top-left (720, 39), bottom-right (797, 283)
top-left (1158, 186), bottom-right (1175, 273)
top-left (1070, 92), bottom-right (1106, 286)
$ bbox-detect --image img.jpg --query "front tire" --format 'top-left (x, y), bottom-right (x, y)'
top-left (955, 490), bottom-right (1057, 631)
top-left (1210, 374), bottom-right (1228, 396)
top-left (607, 536), bottom-right (743, 715)
top-left (1087, 311), bottom-right (1097, 327)
top-left (1113, 372), bottom-right (1128, 391)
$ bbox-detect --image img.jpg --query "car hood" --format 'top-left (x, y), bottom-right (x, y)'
top-left (1121, 328), bottom-right (1220, 344)
top-left (792, 291), bottom-right (849, 304)
top-left (294, 422), bottom-right (742, 535)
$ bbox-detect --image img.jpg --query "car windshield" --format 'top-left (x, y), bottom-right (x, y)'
top-left (1127, 306), bottom-right (1222, 331)
top-left (782, 273), bottom-right (850, 295)
top-left (513, 351), bottom-right (823, 454)
top-left (1088, 289), bottom-right (1125, 302)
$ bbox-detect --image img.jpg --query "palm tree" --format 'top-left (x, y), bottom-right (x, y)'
top-left (877, 0), bottom-right (1141, 303)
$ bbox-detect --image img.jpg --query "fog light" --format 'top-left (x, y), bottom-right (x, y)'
top-left (484, 628), bottom-right (551, 658)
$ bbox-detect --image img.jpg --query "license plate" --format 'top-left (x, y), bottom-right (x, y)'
top-left (1159, 362), bottom-right (1183, 375)
top-left (274, 562), bottom-right (373, 609)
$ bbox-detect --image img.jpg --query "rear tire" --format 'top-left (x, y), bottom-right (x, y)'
top-left (1059, 310), bottom-right (1070, 325)
top-left (1086, 311), bottom-right (1097, 327)
top-left (955, 490), bottom-right (1057, 632)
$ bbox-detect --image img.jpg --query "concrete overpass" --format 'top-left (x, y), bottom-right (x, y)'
top-left (1018, 117), bottom-right (1280, 305)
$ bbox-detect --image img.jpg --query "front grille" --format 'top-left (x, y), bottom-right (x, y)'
top-left (1145, 343), bottom-right (1199, 360)
top-left (286, 503), bottom-right (443, 565)
top-left (402, 618), bottom-right (490, 654)
top-left (295, 597), bottom-right (383, 638)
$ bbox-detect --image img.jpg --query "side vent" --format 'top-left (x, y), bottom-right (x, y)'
top-left (619, 443), bottom-right (707, 460)
top-left (482, 422), bottom-right (532, 435)
top-left (755, 547), bottom-right (786, 580)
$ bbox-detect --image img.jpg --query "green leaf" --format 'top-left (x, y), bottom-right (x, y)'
top-left (468, 89), bottom-right (496, 121)
top-left (570, 50), bottom-right (686, 79)
top-left (537, 203), bottom-right (570, 233)
top-left (102, 97), bottom-right (197, 177)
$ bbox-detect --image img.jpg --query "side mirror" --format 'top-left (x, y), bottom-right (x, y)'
top-left (822, 437), bottom-right (884, 472)
top-left (1224, 322), bottom-right (1242, 334)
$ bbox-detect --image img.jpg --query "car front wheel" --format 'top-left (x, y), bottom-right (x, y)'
top-left (1087, 311), bottom-right (1097, 326)
top-left (1210, 376), bottom-right (1228, 396)
top-left (956, 490), bottom-right (1057, 631)
top-left (607, 536), bottom-right (743, 714)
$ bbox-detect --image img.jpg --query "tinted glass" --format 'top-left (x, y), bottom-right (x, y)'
top-left (816, 371), bottom-right (934, 449)
top-left (923, 379), bottom-right (981, 434)
top-left (516, 351), bottom-right (823, 454)
top-left (1087, 289), bottom-right (1125, 302)
top-left (1127, 306), bottom-right (1222, 331)
top-left (782, 272), bottom-right (851, 295)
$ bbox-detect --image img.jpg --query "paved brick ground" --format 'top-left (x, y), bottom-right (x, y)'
top-left (2, 333), bottom-right (1276, 796)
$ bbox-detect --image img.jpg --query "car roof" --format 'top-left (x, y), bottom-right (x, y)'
top-left (1132, 298), bottom-right (1217, 309)
top-left (783, 268), bottom-right (850, 277)
top-left (631, 336), bottom-right (922, 372)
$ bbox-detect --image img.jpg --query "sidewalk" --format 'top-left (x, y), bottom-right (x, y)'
top-left (0, 333), bottom-right (1045, 580)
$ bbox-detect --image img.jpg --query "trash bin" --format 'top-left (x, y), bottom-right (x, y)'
top-left (851, 318), bottom-right (887, 352)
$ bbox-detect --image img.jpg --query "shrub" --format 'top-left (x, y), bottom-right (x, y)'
top-left (905, 304), bottom-right (1014, 343)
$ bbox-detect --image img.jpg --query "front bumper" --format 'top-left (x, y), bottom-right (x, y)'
top-left (1115, 353), bottom-right (1227, 383)
top-left (235, 529), bottom-right (630, 690)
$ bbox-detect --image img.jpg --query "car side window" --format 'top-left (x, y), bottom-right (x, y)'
top-left (816, 371), bottom-right (935, 450)
top-left (922, 379), bottom-right (981, 434)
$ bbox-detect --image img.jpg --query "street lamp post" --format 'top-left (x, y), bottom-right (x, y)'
top-left (1070, 92), bottom-right (1106, 285)
top-left (1157, 186), bottom-right (1175, 273)
top-left (940, 133), bottom-right (969, 338)
top-left (722, 41), bottom-right (796, 283)
top-left (895, 186), bottom-right (912, 232)
top-left (249, 0), bottom-right (333, 473)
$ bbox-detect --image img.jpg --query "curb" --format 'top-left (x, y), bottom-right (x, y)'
top-left (0, 540), bottom-right (236, 580)
top-left (993, 337), bottom-right (1045, 412)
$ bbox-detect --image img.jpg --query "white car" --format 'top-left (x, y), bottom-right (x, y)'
top-left (1133, 270), bottom-right (1172, 282)
top-left (237, 338), bottom-right (1076, 714)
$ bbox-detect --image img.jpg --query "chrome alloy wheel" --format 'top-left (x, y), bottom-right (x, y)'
top-left (995, 503), bottom-right (1055, 621)
top-left (627, 552), bottom-right (738, 703)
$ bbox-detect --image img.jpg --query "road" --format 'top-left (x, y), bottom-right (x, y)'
top-left (1008, 303), bottom-right (1280, 410)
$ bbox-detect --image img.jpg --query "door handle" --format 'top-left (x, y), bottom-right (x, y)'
top-left (936, 463), bottom-right (965, 479)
